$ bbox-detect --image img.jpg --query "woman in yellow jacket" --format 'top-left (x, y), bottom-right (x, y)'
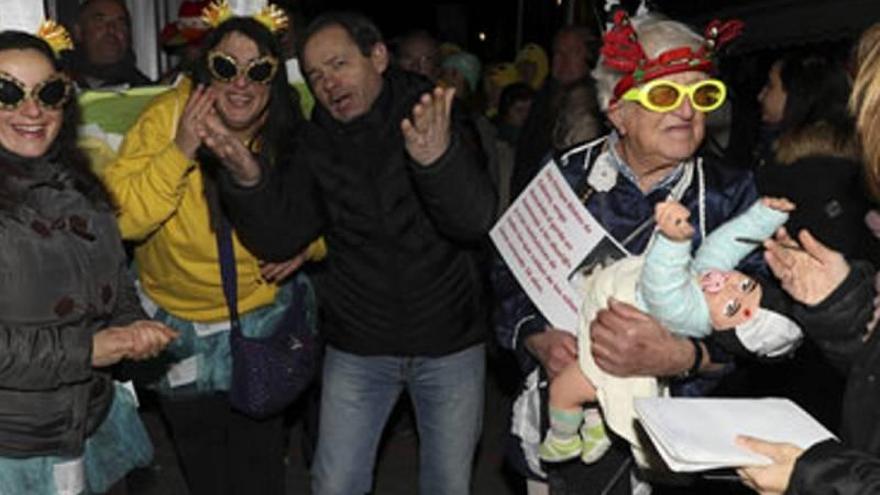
top-left (102, 16), bottom-right (320, 495)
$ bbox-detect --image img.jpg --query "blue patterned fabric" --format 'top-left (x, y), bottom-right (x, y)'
top-left (0, 383), bottom-right (152, 494)
top-left (147, 275), bottom-right (316, 398)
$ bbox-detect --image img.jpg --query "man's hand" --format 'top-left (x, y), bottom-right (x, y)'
top-left (524, 327), bottom-right (577, 379)
top-left (175, 85), bottom-right (215, 159)
top-left (401, 86), bottom-right (455, 166)
top-left (259, 245), bottom-right (310, 283)
top-left (590, 298), bottom-right (695, 377)
top-left (736, 436), bottom-right (803, 495)
top-left (197, 112), bottom-right (262, 186)
top-left (764, 228), bottom-right (850, 306)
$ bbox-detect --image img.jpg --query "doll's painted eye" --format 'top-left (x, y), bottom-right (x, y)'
top-left (740, 278), bottom-right (757, 292)
top-left (724, 299), bottom-right (741, 317)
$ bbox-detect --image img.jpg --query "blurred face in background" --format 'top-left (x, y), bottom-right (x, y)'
top-left (397, 34), bottom-right (440, 81)
top-left (758, 61), bottom-right (787, 125)
top-left (75, 0), bottom-right (131, 66)
top-left (552, 30), bottom-right (589, 86)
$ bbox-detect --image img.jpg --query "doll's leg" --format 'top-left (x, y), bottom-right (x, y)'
top-left (539, 363), bottom-right (596, 462)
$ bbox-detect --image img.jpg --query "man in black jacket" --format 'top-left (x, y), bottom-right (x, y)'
top-left (212, 11), bottom-right (496, 495)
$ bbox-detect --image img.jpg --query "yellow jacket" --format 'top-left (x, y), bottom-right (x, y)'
top-left (103, 78), bottom-right (322, 321)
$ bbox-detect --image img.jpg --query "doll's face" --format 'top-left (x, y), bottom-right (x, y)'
top-left (701, 270), bottom-right (762, 329)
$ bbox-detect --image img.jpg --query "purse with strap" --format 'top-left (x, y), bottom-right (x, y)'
top-left (216, 217), bottom-right (321, 419)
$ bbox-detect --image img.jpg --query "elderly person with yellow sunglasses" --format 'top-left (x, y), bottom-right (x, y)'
top-left (492, 11), bottom-right (766, 493)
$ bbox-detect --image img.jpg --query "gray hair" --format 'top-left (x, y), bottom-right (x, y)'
top-left (592, 13), bottom-right (704, 111)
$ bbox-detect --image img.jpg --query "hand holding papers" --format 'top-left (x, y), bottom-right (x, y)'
top-left (634, 397), bottom-right (835, 472)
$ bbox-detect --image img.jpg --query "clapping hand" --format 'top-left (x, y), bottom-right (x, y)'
top-left (175, 85), bottom-right (216, 159)
top-left (401, 86), bottom-right (456, 166)
top-left (196, 111), bottom-right (263, 186)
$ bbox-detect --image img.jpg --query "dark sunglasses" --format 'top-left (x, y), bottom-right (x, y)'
top-left (0, 71), bottom-right (72, 111)
top-left (207, 51), bottom-right (278, 85)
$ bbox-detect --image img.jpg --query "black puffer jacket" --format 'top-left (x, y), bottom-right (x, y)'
top-left (222, 68), bottom-right (496, 356)
top-left (785, 261), bottom-right (880, 494)
top-left (0, 158), bottom-right (144, 458)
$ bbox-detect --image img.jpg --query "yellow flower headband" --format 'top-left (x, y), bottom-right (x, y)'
top-left (201, 0), bottom-right (288, 34)
top-left (36, 20), bottom-right (73, 57)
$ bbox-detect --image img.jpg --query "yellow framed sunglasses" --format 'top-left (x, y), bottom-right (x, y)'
top-left (621, 78), bottom-right (727, 113)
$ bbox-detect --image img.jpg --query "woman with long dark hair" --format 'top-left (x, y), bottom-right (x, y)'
top-left (102, 14), bottom-right (318, 495)
top-left (0, 29), bottom-right (175, 494)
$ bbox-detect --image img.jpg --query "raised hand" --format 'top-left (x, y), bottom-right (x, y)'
top-left (401, 86), bottom-right (455, 166)
top-left (175, 85), bottom-right (216, 159)
top-left (764, 228), bottom-right (850, 306)
top-left (655, 200), bottom-right (694, 241)
top-left (197, 111), bottom-right (262, 186)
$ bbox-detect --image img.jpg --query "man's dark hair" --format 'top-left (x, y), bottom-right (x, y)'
top-left (0, 31), bottom-right (112, 211)
top-left (299, 11), bottom-right (383, 58)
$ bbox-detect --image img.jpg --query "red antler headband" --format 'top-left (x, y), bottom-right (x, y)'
top-left (602, 10), bottom-right (744, 104)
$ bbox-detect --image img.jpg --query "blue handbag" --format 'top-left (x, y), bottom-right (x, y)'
top-left (216, 218), bottom-right (321, 419)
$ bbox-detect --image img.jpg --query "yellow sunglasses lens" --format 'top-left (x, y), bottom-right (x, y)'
top-left (645, 83), bottom-right (682, 109)
top-left (692, 82), bottom-right (724, 110)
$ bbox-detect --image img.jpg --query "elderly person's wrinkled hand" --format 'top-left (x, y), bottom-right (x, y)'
top-left (401, 86), bottom-right (455, 166)
top-left (590, 298), bottom-right (699, 377)
top-left (525, 327), bottom-right (577, 379)
top-left (198, 111), bottom-right (263, 186)
top-left (763, 228), bottom-right (849, 306)
top-left (92, 321), bottom-right (178, 367)
top-left (736, 435), bottom-right (803, 495)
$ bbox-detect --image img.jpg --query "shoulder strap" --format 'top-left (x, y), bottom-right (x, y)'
top-left (215, 218), bottom-right (242, 334)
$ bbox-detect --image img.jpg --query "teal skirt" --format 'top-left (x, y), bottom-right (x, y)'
top-left (0, 383), bottom-right (153, 494)
top-left (147, 274), bottom-right (316, 398)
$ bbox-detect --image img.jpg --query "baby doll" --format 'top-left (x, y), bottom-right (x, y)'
top-left (539, 197), bottom-right (803, 466)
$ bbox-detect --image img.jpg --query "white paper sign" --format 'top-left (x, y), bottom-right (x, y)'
top-left (490, 162), bottom-right (626, 332)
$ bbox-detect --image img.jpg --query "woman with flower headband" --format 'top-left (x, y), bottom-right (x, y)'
top-left (492, 11), bottom-right (770, 494)
top-left (0, 24), bottom-right (177, 494)
top-left (101, 4), bottom-right (319, 494)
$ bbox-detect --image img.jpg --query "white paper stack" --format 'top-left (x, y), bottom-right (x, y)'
top-left (634, 397), bottom-right (836, 472)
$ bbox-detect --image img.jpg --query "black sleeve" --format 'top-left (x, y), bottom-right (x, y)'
top-left (790, 261), bottom-right (876, 374)
top-left (219, 150), bottom-right (327, 262)
top-left (409, 107), bottom-right (497, 242)
top-left (787, 439), bottom-right (880, 495)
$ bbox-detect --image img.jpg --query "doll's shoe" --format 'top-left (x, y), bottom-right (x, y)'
top-left (579, 412), bottom-right (611, 464)
top-left (538, 431), bottom-right (583, 462)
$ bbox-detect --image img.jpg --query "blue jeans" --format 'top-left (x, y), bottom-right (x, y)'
top-left (311, 344), bottom-right (486, 495)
